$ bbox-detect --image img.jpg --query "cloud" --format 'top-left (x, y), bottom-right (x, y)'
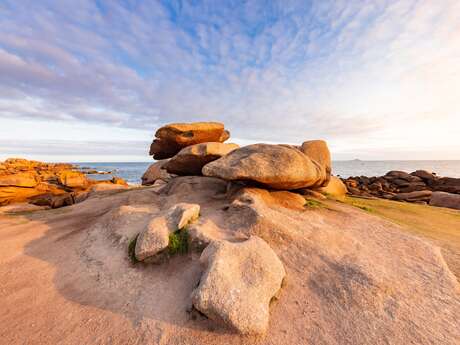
top-left (0, 0), bottom-right (459, 159)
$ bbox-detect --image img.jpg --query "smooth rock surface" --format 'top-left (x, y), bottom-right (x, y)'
top-left (316, 176), bottom-right (348, 200)
top-left (141, 160), bottom-right (172, 185)
top-left (202, 144), bottom-right (327, 189)
top-left (192, 236), bottom-right (286, 334)
top-left (300, 140), bottom-right (331, 187)
top-left (429, 191), bottom-right (460, 210)
top-left (166, 142), bottom-right (239, 175)
top-left (150, 122), bottom-right (230, 159)
top-left (135, 203), bottom-right (200, 261)
top-left (58, 171), bottom-right (88, 189)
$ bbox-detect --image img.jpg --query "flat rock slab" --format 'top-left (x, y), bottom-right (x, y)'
top-left (192, 236), bottom-right (286, 334)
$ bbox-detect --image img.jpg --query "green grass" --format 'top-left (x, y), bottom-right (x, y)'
top-left (342, 196), bottom-right (460, 279)
top-left (128, 234), bottom-right (140, 264)
top-left (304, 199), bottom-right (324, 208)
top-left (168, 229), bottom-right (189, 255)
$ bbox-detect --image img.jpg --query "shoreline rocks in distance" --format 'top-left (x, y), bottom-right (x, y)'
top-left (342, 170), bottom-right (460, 209)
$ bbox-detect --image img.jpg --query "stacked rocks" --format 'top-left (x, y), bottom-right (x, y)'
top-left (144, 122), bottom-right (346, 198)
top-left (343, 170), bottom-right (460, 209)
top-left (0, 158), bottom-right (127, 208)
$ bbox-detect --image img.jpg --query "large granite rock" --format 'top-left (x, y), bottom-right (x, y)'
top-left (149, 122), bottom-right (230, 160)
top-left (192, 236), bottom-right (286, 334)
top-left (315, 176), bottom-right (347, 200)
top-left (429, 191), bottom-right (460, 210)
top-left (300, 140), bottom-right (331, 187)
top-left (202, 144), bottom-right (327, 189)
top-left (141, 160), bottom-right (172, 185)
top-left (166, 142), bottom-right (239, 175)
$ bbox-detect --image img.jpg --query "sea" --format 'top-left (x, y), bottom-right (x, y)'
top-left (74, 160), bottom-right (460, 185)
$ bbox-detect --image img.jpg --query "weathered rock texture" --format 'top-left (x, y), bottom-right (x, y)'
top-left (141, 160), bottom-right (172, 185)
top-left (202, 144), bottom-right (328, 189)
top-left (135, 203), bottom-right (200, 261)
top-left (429, 191), bottom-right (460, 210)
top-left (2, 175), bottom-right (458, 344)
top-left (0, 158), bottom-right (127, 207)
top-left (166, 142), bottom-right (239, 175)
top-left (192, 236), bottom-right (286, 334)
top-left (149, 122), bottom-right (230, 160)
top-left (300, 140), bottom-right (331, 187)
top-left (342, 169), bottom-right (460, 210)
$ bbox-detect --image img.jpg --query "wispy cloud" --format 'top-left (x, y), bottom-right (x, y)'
top-left (0, 0), bottom-right (459, 159)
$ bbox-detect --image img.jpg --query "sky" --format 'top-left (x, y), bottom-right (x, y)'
top-left (0, 0), bottom-right (459, 162)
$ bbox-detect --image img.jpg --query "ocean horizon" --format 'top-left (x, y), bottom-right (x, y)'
top-left (75, 160), bottom-right (460, 184)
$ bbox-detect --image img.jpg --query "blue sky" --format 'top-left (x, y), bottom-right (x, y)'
top-left (0, 0), bottom-right (459, 161)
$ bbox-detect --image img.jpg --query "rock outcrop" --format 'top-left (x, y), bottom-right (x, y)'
top-left (429, 191), bottom-right (460, 210)
top-left (149, 122), bottom-right (230, 160)
top-left (192, 236), bottom-right (286, 334)
top-left (315, 176), bottom-right (347, 201)
top-left (166, 142), bottom-right (239, 175)
top-left (0, 158), bottom-right (128, 208)
top-left (342, 169), bottom-right (460, 209)
top-left (202, 144), bottom-right (328, 189)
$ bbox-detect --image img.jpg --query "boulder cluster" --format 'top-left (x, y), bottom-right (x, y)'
top-left (136, 121), bottom-right (348, 334)
top-left (0, 158), bottom-right (128, 208)
top-left (144, 121), bottom-right (340, 193)
top-left (342, 170), bottom-right (460, 210)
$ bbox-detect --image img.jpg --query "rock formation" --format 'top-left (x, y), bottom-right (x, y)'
top-left (343, 169), bottom-right (460, 209)
top-left (0, 158), bottom-right (128, 208)
top-left (149, 122), bottom-right (231, 160)
top-left (166, 142), bottom-right (239, 175)
top-left (192, 236), bottom-right (286, 334)
top-left (202, 143), bottom-right (329, 189)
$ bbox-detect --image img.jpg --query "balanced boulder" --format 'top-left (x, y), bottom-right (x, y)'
top-left (202, 144), bottom-right (328, 189)
top-left (149, 122), bottom-right (230, 160)
top-left (166, 142), bottom-right (239, 175)
top-left (192, 236), bottom-right (286, 334)
top-left (300, 140), bottom-right (331, 187)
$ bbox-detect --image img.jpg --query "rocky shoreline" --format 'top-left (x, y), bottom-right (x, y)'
top-left (342, 170), bottom-right (460, 210)
top-left (0, 158), bottom-right (128, 209)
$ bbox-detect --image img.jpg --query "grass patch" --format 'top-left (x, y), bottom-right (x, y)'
top-left (304, 199), bottom-right (323, 208)
top-left (342, 196), bottom-right (460, 279)
top-left (128, 234), bottom-right (140, 264)
top-left (168, 229), bottom-right (189, 255)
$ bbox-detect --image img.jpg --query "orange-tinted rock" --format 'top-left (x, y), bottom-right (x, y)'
top-left (315, 176), bottom-right (347, 201)
top-left (0, 172), bottom-right (38, 187)
top-left (58, 171), bottom-right (89, 189)
top-left (149, 122), bottom-right (230, 159)
top-left (300, 140), bottom-right (331, 187)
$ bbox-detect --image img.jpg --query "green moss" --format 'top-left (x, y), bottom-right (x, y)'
top-left (356, 205), bottom-right (374, 212)
top-left (168, 229), bottom-right (189, 255)
top-left (304, 199), bottom-right (323, 208)
top-left (128, 234), bottom-right (140, 264)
